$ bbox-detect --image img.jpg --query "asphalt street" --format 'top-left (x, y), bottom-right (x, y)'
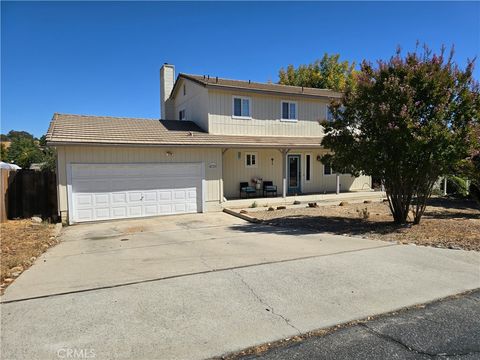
top-left (242, 290), bottom-right (480, 360)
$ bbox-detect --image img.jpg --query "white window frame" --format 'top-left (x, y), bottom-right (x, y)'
top-left (245, 152), bottom-right (257, 168)
top-left (305, 153), bottom-right (312, 182)
top-left (280, 100), bottom-right (298, 122)
top-left (232, 96), bottom-right (252, 119)
top-left (179, 109), bottom-right (186, 121)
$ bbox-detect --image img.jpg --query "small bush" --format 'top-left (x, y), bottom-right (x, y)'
top-left (447, 176), bottom-right (469, 198)
top-left (360, 208), bottom-right (370, 220)
top-left (277, 206), bottom-right (287, 210)
top-left (250, 201), bottom-right (258, 208)
top-left (356, 207), bottom-right (370, 220)
top-left (268, 207), bottom-right (275, 211)
top-left (339, 201), bottom-right (348, 206)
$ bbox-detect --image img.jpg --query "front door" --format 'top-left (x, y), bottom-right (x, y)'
top-left (287, 155), bottom-right (301, 194)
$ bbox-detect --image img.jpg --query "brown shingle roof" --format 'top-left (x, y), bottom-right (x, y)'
top-left (46, 113), bottom-right (324, 148)
top-left (172, 74), bottom-right (342, 99)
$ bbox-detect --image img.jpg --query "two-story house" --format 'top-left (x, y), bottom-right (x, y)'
top-left (47, 64), bottom-right (371, 224)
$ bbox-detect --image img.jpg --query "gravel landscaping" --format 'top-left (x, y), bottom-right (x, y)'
top-left (0, 219), bottom-right (60, 294)
top-left (249, 197), bottom-right (480, 251)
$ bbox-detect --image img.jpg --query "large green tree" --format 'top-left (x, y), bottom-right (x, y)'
top-left (6, 137), bottom-right (43, 169)
top-left (322, 46), bottom-right (480, 224)
top-left (278, 53), bottom-right (357, 91)
top-left (0, 143), bottom-right (8, 161)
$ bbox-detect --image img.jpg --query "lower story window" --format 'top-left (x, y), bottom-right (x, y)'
top-left (324, 163), bottom-right (333, 175)
top-left (245, 152), bottom-right (257, 168)
top-left (306, 154), bottom-right (311, 181)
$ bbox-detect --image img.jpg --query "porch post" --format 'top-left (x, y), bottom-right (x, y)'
top-left (221, 148), bottom-right (228, 202)
top-left (281, 149), bottom-right (289, 198)
top-left (336, 173), bottom-right (340, 195)
top-left (443, 177), bottom-right (447, 196)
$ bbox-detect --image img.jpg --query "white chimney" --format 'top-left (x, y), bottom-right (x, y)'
top-left (160, 63), bottom-right (175, 119)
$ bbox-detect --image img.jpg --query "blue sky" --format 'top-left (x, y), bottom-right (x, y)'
top-left (2, 1), bottom-right (479, 137)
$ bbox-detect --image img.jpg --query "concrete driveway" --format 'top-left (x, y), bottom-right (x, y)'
top-left (1, 212), bottom-right (479, 360)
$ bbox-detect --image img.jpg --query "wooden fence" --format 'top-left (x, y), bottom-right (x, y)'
top-left (0, 169), bottom-right (58, 223)
top-left (0, 169), bottom-right (10, 222)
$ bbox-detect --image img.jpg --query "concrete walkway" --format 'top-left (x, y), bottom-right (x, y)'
top-left (1, 213), bottom-right (478, 360)
top-left (223, 190), bottom-right (385, 209)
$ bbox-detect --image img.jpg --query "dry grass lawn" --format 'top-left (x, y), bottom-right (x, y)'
top-left (0, 220), bottom-right (59, 294)
top-left (251, 197), bottom-right (480, 251)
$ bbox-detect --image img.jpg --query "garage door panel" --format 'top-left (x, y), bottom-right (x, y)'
top-left (128, 206), bottom-right (142, 217)
top-left (75, 194), bottom-right (93, 207)
top-left (76, 209), bottom-right (94, 221)
top-left (143, 192), bottom-right (158, 202)
top-left (111, 207), bottom-right (127, 218)
top-left (158, 191), bottom-right (172, 201)
top-left (144, 205), bottom-right (158, 216)
top-left (174, 190), bottom-right (186, 200)
top-left (95, 208), bottom-right (111, 219)
top-left (71, 163), bottom-right (203, 223)
top-left (128, 192), bottom-right (143, 202)
top-left (111, 193), bottom-right (127, 204)
top-left (174, 203), bottom-right (187, 212)
top-left (158, 204), bottom-right (172, 213)
top-left (94, 194), bottom-right (109, 205)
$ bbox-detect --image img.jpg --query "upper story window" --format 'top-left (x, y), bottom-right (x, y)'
top-left (179, 109), bottom-right (186, 121)
top-left (326, 106), bottom-right (334, 122)
top-left (281, 101), bottom-right (297, 121)
top-left (183, 84), bottom-right (186, 96)
top-left (232, 96), bottom-right (251, 119)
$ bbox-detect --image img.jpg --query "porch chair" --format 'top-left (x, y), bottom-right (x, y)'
top-left (240, 182), bottom-right (256, 198)
top-left (263, 181), bottom-right (277, 197)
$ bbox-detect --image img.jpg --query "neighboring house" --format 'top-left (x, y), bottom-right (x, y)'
top-left (47, 64), bottom-right (371, 224)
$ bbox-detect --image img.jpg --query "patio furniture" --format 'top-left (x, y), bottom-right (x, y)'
top-left (263, 181), bottom-right (277, 197)
top-left (240, 182), bottom-right (256, 198)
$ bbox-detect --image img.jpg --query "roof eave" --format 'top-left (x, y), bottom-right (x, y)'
top-left (47, 140), bottom-right (324, 149)
top-left (204, 83), bottom-right (342, 99)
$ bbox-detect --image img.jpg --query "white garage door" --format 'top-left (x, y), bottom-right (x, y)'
top-left (69, 163), bottom-right (203, 223)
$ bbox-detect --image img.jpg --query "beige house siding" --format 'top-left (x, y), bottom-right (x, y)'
top-left (173, 78), bottom-right (209, 131)
top-left (56, 145), bottom-right (223, 221)
top-left (207, 89), bottom-right (329, 136)
top-left (223, 148), bottom-right (283, 199)
top-left (222, 148), bottom-right (372, 199)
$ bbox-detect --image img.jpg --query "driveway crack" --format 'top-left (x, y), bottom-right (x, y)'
top-left (359, 323), bottom-right (479, 358)
top-left (231, 269), bottom-right (301, 335)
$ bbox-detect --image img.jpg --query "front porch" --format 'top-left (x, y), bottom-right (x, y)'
top-left (221, 147), bottom-right (373, 201)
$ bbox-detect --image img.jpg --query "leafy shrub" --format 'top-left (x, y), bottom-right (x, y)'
top-left (356, 207), bottom-right (370, 220)
top-left (447, 176), bottom-right (469, 198)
